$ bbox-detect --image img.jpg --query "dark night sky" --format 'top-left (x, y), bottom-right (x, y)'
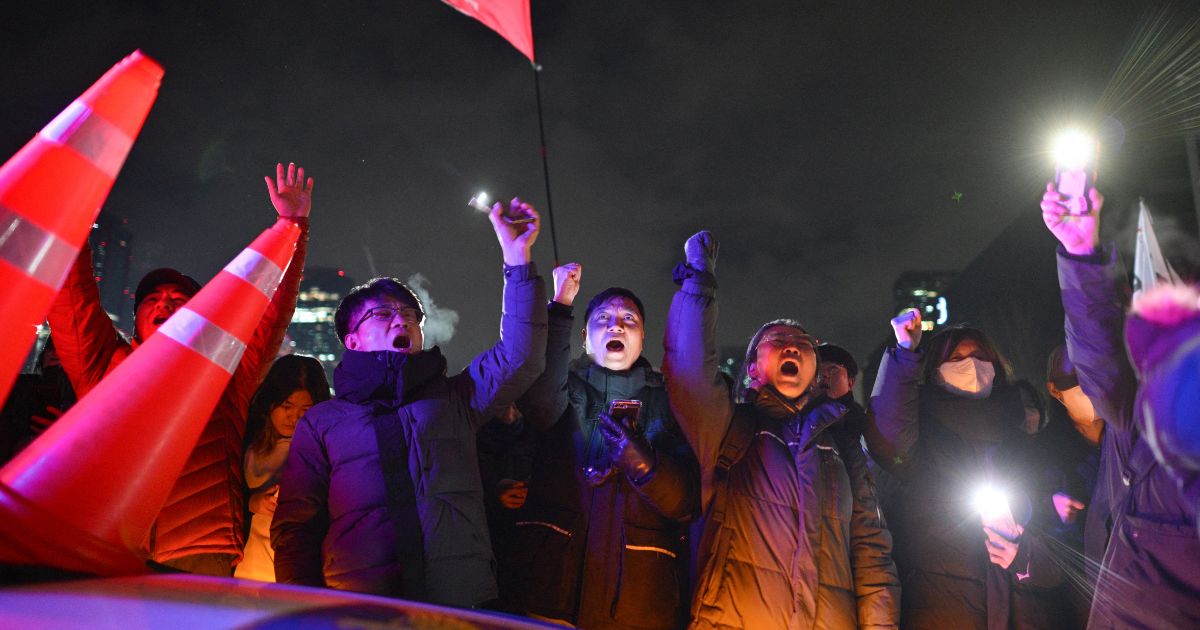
top-left (3, 0), bottom-right (1177, 370)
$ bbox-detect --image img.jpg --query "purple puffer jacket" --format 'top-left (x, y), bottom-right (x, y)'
top-left (271, 264), bottom-right (546, 608)
top-left (1057, 246), bottom-right (1200, 629)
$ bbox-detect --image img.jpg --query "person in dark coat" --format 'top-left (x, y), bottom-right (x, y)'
top-left (816, 342), bottom-right (867, 438)
top-left (865, 312), bottom-right (1066, 629)
top-left (1041, 181), bottom-right (1200, 628)
top-left (475, 403), bottom-right (535, 611)
top-left (0, 338), bottom-right (75, 465)
top-left (271, 199), bottom-right (548, 608)
top-left (505, 262), bottom-right (699, 629)
top-left (664, 231), bottom-right (899, 630)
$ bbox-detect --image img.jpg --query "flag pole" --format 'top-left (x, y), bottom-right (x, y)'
top-left (531, 62), bottom-right (560, 266)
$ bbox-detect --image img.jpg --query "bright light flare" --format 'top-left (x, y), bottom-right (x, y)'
top-left (1051, 129), bottom-right (1097, 171)
top-left (467, 192), bottom-right (491, 212)
top-left (972, 484), bottom-right (1010, 520)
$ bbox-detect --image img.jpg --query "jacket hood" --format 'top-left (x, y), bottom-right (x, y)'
top-left (334, 347), bottom-right (447, 405)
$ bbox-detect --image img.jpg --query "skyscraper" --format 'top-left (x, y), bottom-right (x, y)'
top-left (286, 267), bottom-right (357, 382)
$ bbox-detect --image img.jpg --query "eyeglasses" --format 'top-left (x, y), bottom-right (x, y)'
top-left (350, 305), bottom-right (422, 334)
top-left (760, 332), bottom-right (818, 352)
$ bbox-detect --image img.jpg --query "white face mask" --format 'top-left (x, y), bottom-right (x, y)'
top-left (936, 357), bottom-right (996, 399)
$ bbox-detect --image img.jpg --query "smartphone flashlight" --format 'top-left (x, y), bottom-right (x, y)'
top-left (972, 484), bottom-right (1010, 520)
top-left (468, 191), bottom-right (534, 224)
top-left (467, 192), bottom-right (491, 212)
top-left (1051, 129), bottom-right (1096, 171)
top-left (1051, 129), bottom-right (1098, 215)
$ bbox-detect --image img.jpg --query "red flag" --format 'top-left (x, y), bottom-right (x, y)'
top-left (443, 0), bottom-right (534, 62)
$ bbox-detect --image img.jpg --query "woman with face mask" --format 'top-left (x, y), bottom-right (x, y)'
top-left (865, 311), bottom-right (1060, 629)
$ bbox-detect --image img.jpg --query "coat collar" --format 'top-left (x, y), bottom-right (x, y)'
top-left (334, 347), bottom-right (448, 406)
top-left (570, 355), bottom-right (661, 398)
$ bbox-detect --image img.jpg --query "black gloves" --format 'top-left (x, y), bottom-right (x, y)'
top-left (598, 412), bottom-right (657, 485)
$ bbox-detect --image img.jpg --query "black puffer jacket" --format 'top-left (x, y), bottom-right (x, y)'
top-left (866, 346), bottom-right (1068, 629)
top-left (506, 303), bottom-right (699, 629)
top-left (272, 264), bottom-right (546, 607)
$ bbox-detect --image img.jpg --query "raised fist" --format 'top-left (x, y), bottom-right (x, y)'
top-left (891, 308), bottom-right (922, 351)
top-left (552, 262), bottom-right (583, 307)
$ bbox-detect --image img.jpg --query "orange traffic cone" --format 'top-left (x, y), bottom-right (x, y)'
top-left (0, 50), bottom-right (162, 400)
top-left (0, 218), bottom-right (300, 575)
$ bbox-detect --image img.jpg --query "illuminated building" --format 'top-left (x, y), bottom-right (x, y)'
top-left (286, 267), bottom-right (356, 381)
top-left (89, 213), bottom-right (135, 325)
top-left (892, 271), bottom-right (956, 333)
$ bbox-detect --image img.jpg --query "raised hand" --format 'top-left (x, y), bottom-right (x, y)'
top-left (1041, 181), bottom-right (1102, 256)
top-left (552, 262), bottom-right (583, 306)
top-left (1052, 492), bottom-right (1086, 525)
top-left (685, 230), bottom-right (719, 274)
top-left (489, 197), bottom-right (541, 266)
top-left (891, 308), bottom-right (922, 350)
top-left (265, 162), bottom-right (314, 219)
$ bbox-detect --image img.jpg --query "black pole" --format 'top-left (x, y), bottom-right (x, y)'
top-left (532, 63), bottom-right (560, 265)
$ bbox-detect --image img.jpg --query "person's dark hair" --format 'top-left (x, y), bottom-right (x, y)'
top-left (583, 287), bottom-right (645, 323)
top-left (334, 277), bottom-right (424, 343)
top-left (920, 325), bottom-right (1013, 386)
top-left (1045, 344), bottom-right (1079, 391)
top-left (244, 355), bottom-right (331, 458)
top-left (736, 318), bottom-right (808, 402)
top-left (817, 343), bottom-right (859, 379)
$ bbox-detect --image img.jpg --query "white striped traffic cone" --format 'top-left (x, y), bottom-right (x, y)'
top-left (0, 218), bottom-right (300, 575)
top-left (0, 50), bottom-right (162, 400)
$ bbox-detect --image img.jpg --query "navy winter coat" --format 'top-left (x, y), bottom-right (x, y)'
top-left (1057, 246), bottom-right (1200, 629)
top-left (271, 264), bottom-right (547, 607)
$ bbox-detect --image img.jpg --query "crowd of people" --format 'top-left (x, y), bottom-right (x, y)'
top-left (2, 164), bottom-right (1199, 630)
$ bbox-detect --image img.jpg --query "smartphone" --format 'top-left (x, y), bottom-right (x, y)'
top-left (467, 193), bottom-right (534, 224)
top-left (608, 399), bottom-right (643, 432)
top-left (1055, 167), bottom-right (1095, 216)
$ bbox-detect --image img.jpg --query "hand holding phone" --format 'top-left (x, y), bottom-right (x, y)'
top-left (607, 399), bottom-right (643, 432)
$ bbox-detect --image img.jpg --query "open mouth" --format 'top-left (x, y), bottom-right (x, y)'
top-left (606, 340), bottom-right (624, 352)
top-left (393, 335), bottom-right (411, 350)
top-left (780, 360), bottom-right (800, 376)
top-left (152, 316), bottom-right (169, 326)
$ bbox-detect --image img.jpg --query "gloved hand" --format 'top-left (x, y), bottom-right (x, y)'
top-left (684, 230), bottom-right (719, 275)
top-left (598, 412), bottom-right (657, 485)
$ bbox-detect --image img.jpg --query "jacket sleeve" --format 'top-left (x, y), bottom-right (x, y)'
top-left (661, 272), bottom-right (733, 511)
top-left (839, 427), bottom-right (901, 627)
top-left (224, 217), bottom-right (309, 416)
top-left (462, 263), bottom-right (548, 431)
top-left (864, 345), bottom-right (923, 474)
top-left (1056, 244), bottom-right (1137, 434)
top-left (46, 240), bottom-right (130, 398)
top-left (272, 413), bottom-right (329, 587)
top-left (631, 414), bottom-right (701, 523)
top-left (516, 302), bottom-right (573, 432)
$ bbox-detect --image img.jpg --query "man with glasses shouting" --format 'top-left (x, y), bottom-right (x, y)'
top-left (272, 198), bottom-right (548, 609)
top-left (662, 230), bottom-right (899, 629)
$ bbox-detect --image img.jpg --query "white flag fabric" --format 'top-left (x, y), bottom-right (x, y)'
top-left (1133, 200), bottom-right (1183, 302)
